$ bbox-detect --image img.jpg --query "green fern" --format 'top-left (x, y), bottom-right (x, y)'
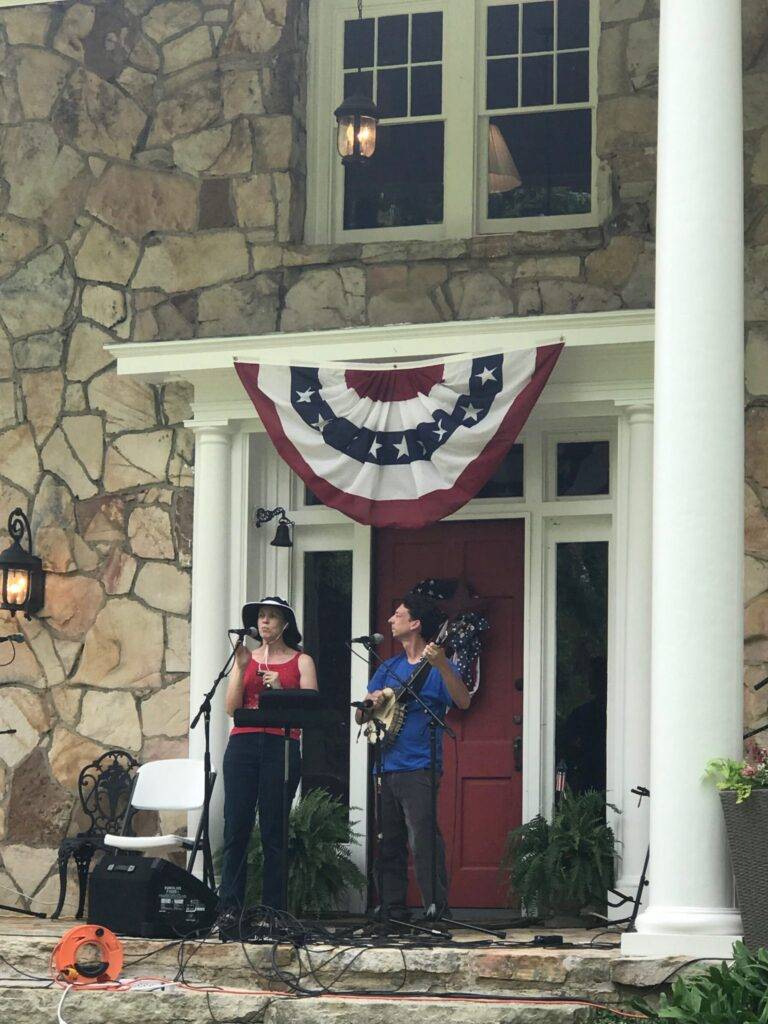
top-left (245, 788), bottom-right (366, 917)
top-left (501, 789), bottom-right (617, 915)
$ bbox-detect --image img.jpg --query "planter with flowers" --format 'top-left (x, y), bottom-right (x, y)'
top-left (706, 749), bottom-right (768, 951)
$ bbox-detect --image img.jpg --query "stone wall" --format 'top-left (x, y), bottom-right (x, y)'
top-left (0, 0), bottom-right (766, 903)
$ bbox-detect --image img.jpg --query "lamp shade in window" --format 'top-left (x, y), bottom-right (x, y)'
top-left (334, 93), bottom-right (380, 164)
top-left (488, 123), bottom-right (522, 193)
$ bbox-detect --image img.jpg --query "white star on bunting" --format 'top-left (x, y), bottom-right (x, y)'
top-left (369, 438), bottom-right (382, 458)
top-left (313, 415), bottom-right (330, 432)
top-left (393, 436), bottom-right (409, 460)
top-left (295, 388), bottom-right (315, 403)
top-left (476, 366), bottom-right (496, 385)
top-left (463, 403), bottom-right (481, 422)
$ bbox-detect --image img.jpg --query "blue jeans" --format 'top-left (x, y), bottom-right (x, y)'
top-left (219, 732), bottom-right (301, 912)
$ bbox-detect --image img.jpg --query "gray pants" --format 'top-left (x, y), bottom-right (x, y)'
top-left (378, 769), bottom-right (449, 913)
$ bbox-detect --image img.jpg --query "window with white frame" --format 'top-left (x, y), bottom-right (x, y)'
top-left (307, 0), bottom-right (599, 244)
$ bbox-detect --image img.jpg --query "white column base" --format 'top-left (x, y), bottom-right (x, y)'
top-left (622, 905), bottom-right (742, 958)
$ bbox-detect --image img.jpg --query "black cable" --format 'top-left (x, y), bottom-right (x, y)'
top-left (0, 950), bottom-right (52, 982)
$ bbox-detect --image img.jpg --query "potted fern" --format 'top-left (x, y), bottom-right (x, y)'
top-left (245, 788), bottom-right (366, 917)
top-left (501, 789), bottom-right (617, 923)
top-left (707, 748), bottom-right (768, 951)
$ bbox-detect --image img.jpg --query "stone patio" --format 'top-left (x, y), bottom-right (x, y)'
top-left (0, 912), bottom-right (709, 1023)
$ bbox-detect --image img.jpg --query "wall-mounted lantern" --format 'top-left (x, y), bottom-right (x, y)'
top-left (0, 508), bottom-right (45, 619)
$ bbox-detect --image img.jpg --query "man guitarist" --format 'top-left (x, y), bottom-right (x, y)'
top-left (356, 592), bottom-right (471, 922)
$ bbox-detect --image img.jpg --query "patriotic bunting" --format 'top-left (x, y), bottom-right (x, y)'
top-left (235, 343), bottom-right (563, 528)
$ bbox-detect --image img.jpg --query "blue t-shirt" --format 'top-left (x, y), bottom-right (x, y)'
top-left (367, 653), bottom-right (453, 773)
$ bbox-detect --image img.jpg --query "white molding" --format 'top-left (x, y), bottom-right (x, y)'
top-left (109, 308), bottom-right (655, 380)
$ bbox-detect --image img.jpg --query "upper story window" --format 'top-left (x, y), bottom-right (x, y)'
top-left (307, 0), bottom-right (600, 244)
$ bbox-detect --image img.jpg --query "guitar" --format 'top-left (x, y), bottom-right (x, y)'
top-left (363, 616), bottom-right (453, 748)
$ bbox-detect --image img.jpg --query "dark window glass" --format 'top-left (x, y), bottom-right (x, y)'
top-left (487, 4), bottom-right (519, 56)
top-left (344, 121), bottom-right (444, 230)
top-left (411, 65), bottom-right (442, 116)
top-left (554, 541), bottom-right (608, 794)
top-left (344, 17), bottom-right (375, 69)
top-left (377, 66), bottom-right (408, 118)
top-left (476, 444), bottom-right (524, 498)
top-left (378, 14), bottom-right (408, 66)
top-left (558, 0), bottom-right (589, 50)
top-left (557, 50), bottom-right (589, 103)
top-left (522, 54), bottom-right (553, 106)
top-left (344, 70), bottom-right (373, 100)
top-left (487, 109), bottom-right (591, 219)
top-left (305, 485), bottom-right (323, 506)
top-left (556, 441), bottom-right (610, 496)
top-left (522, 0), bottom-right (554, 52)
top-left (487, 57), bottom-right (518, 109)
top-left (301, 551), bottom-right (353, 806)
top-left (412, 11), bottom-right (442, 62)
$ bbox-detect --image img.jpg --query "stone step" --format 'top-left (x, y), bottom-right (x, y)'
top-left (0, 984), bottom-right (599, 1024)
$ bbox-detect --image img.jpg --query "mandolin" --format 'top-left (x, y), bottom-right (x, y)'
top-left (363, 616), bottom-right (452, 748)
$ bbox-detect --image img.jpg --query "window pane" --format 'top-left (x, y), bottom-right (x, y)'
top-left (344, 70), bottom-right (373, 100)
top-left (302, 551), bottom-right (353, 806)
top-left (558, 0), bottom-right (589, 50)
top-left (344, 121), bottom-right (444, 230)
top-left (344, 17), bottom-right (374, 69)
top-left (487, 4), bottom-right (519, 57)
top-left (557, 50), bottom-right (589, 103)
top-left (411, 65), bottom-right (442, 116)
top-left (556, 441), bottom-right (610, 496)
top-left (555, 541), bottom-right (608, 794)
top-left (476, 444), bottom-right (524, 498)
top-left (487, 57), bottom-right (518, 109)
top-left (522, 54), bottom-right (553, 106)
top-left (377, 66), bottom-right (408, 118)
top-left (522, 0), bottom-right (554, 52)
top-left (378, 14), bottom-right (408, 66)
top-left (487, 110), bottom-right (591, 219)
top-left (412, 11), bottom-right (442, 62)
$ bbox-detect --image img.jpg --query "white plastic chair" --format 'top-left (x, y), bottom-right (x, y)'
top-left (103, 759), bottom-right (211, 864)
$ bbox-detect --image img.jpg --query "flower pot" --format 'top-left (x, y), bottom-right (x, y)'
top-left (720, 789), bottom-right (768, 951)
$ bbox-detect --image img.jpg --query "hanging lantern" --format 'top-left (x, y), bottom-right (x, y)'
top-left (0, 508), bottom-right (45, 619)
top-left (334, 92), bottom-right (380, 165)
top-left (334, 0), bottom-right (380, 165)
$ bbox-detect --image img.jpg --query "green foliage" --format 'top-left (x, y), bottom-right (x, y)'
top-left (245, 788), bottom-right (366, 917)
top-left (633, 942), bottom-right (768, 1024)
top-left (501, 789), bottom-right (617, 916)
top-left (706, 750), bottom-right (768, 803)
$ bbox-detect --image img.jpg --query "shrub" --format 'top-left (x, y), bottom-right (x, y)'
top-left (246, 788), bottom-right (366, 917)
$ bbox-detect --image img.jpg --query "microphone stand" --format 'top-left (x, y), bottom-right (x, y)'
top-left (189, 643), bottom-right (237, 888)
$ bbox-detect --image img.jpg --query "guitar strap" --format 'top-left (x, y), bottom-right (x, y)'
top-left (397, 657), bottom-right (432, 702)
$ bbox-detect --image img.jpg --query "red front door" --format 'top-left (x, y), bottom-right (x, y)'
top-left (374, 520), bottom-right (524, 908)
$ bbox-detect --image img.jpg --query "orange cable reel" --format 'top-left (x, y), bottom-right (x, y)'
top-left (52, 924), bottom-right (124, 984)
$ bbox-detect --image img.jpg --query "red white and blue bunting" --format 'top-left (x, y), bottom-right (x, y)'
top-left (235, 343), bottom-right (563, 528)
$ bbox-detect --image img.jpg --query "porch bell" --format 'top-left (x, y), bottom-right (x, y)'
top-left (0, 507), bottom-right (45, 619)
top-left (254, 506), bottom-right (294, 548)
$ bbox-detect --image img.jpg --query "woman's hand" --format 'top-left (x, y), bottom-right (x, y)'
top-left (262, 670), bottom-right (281, 689)
top-left (234, 644), bottom-right (251, 670)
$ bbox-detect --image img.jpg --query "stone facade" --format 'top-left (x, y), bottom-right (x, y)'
top-left (0, 0), bottom-right (766, 904)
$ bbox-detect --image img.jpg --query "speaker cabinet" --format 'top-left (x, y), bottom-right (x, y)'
top-left (88, 855), bottom-right (217, 938)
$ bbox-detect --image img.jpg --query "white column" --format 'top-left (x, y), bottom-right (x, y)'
top-left (188, 424), bottom-right (233, 859)
top-left (623, 0), bottom-right (744, 958)
top-left (615, 405), bottom-right (653, 901)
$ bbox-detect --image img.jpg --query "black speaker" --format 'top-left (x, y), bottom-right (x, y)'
top-left (88, 855), bottom-right (218, 938)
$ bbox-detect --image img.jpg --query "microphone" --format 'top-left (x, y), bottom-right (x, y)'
top-left (0, 634), bottom-right (23, 644)
top-left (350, 699), bottom-right (374, 710)
top-left (228, 627), bottom-right (259, 640)
top-left (350, 632), bottom-right (384, 646)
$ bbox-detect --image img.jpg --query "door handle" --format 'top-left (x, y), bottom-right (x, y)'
top-left (513, 736), bottom-right (522, 772)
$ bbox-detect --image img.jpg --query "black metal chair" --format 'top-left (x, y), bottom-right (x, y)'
top-left (51, 749), bottom-right (139, 920)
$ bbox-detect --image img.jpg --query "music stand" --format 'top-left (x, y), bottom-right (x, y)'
top-left (234, 689), bottom-right (331, 920)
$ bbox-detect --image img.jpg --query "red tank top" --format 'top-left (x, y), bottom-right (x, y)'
top-left (230, 652), bottom-right (302, 739)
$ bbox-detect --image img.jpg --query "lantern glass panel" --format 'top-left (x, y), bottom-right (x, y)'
top-left (6, 568), bottom-right (29, 607)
